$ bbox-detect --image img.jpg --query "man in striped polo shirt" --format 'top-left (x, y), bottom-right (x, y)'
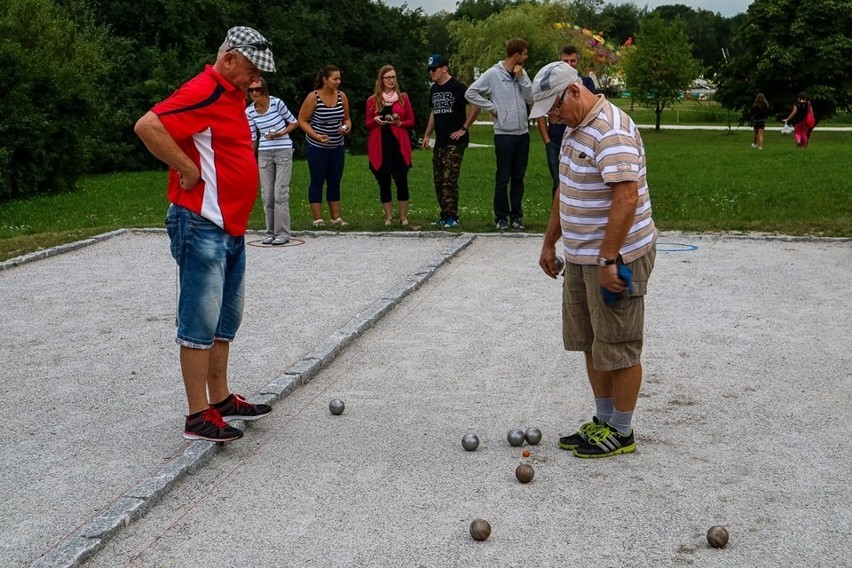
top-left (530, 61), bottom-right (658, 459)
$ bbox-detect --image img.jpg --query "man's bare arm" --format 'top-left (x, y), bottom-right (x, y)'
top-left (135, 111), bottom-right (200, 189)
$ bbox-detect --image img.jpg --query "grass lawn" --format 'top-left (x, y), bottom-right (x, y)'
top-left (609, 98), bottom-right (852, 126)
top-left (1, 126), bottom-right (850, 262)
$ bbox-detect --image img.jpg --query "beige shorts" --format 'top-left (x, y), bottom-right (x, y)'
top-left (562, 248), bottom-right (656, 371)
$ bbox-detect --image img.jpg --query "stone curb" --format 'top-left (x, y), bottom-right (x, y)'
top-left (257, 233), bottom-right (475, 403)
top-left (0, 229), bottom-right (127, 272)
top-left (30, 231), bottom-right (476, 568)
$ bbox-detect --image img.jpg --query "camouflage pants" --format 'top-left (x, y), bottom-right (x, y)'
top-left (432, 145), bottom-right (465, 220)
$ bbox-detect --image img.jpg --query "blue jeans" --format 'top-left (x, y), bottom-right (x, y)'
top-left (306, 143), bottom-right (345, 203)
top-left (493, 133), bottom-right (530, 222)
top-left (166, 205), bottom-right (245, 348)
top-left (546, 139), bottom-right (560, 197)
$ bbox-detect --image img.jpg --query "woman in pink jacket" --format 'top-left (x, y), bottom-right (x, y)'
top-left (365, 65), bottom-right (415, 226)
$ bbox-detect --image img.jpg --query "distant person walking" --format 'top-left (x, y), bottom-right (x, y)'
top-left (535, 45), bottom-right (597, 197)
top-left (783, 92), bottom-right (814, 148)
top-left (531, 61), bottom-right (658, 459)
top-left (246, 77), bottom-right (299, 245)
top-left (134, 26), bottom-right (274, 442)
top-left (465, 38), bottom-right (534, 230)
top-left (750, 93), bottom-right (768, 150)
top-left (365, 65), bottom-right (415, 226)
top-left (422, 54), bottom-right (479, 229)
top-left (298, 65), bottom-right (352, 227)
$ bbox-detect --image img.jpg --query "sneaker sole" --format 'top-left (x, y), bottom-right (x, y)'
top-left (558, 440), bottom-right (582, 451)
top-left (182, 431), bottom-right (243, 442)
top-left (572, 443), bottom-right (637, 459)
top-left (220, 412), bottom-right (271, 422)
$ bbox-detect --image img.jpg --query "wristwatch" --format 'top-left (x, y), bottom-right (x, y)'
top-left (597, 257), bottom-right (616, 266)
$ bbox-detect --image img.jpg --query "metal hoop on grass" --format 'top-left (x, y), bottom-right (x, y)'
top-left (247, 238), bottom-right (307, 248)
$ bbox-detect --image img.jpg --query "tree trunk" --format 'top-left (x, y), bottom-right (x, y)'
top-left (655, 101), bottom-right (662, 131)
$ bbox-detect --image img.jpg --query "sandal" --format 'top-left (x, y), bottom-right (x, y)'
top-left (312, 219), bottom-right (325, 228)
top-left (400, 218), bottom-right (409, 226)
top-left (331, 218), bottom-right (349, 227)
top-left (385, 218), bottom-right (393, 226)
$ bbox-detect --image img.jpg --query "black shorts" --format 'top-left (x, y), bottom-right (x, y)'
top-left (753, 120), bottom-right (766, 131)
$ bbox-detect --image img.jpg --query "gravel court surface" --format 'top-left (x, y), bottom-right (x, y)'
top-left (1, 231), bottom-right (461, 568)
top-left (80, 234), bottom-right (851, 568)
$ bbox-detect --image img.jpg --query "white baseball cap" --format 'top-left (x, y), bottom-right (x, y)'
top-left (528, 61), bottom-right (580, 119)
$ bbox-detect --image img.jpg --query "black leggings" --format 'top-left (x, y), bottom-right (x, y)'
top-left (372, 166), bottom-right (409, 203)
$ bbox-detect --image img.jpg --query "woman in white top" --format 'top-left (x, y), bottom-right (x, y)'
top-left (246, 78), bottom-right (299, 245)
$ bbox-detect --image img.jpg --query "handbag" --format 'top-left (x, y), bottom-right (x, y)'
top-left (805, 104), bottom-right (816, 129)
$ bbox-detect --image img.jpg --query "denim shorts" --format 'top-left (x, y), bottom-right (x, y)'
top-left (165, 205), bottom-right (246, 348)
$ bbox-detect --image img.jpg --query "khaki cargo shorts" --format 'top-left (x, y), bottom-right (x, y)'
top-left (562, 247), bottom-right (656, 371)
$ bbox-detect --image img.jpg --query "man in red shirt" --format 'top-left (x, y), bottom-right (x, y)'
top-left (135, 27), bottom-right (276, 442)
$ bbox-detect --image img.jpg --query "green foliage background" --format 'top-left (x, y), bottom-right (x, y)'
top-left (621, 15), bottom-right (701, 130)
top-left (3, 0), bottom-right (848, 206)
top-left (0, 0), bottom-right (108, 199)
top-left (716, 0), bottom-right (852, 123)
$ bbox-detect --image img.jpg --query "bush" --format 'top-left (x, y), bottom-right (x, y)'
top-left (0, 0), bottom-right (108, 200)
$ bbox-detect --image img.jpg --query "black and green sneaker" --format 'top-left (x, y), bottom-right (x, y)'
top-left (572, 422), bottom-right (636, 458)
top-left (558, 416), bottom-right (603, 450)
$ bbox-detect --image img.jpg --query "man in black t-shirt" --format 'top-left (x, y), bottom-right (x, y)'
top-left (422, 54), bottom-right (479, 228)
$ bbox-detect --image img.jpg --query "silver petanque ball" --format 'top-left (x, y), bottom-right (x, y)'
top-left (328, 399), bottom-right (345, 415)
top-left (461, 433), bottom-right (480, 451)
top-left (524, 427), bottom-right (543, 445)
top-left (507, 428), bottom-right (526, 447)
top-left (554, 256), bottom-right (565, 274)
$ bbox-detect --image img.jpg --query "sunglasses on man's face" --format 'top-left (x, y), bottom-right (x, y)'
top-left (549, 87), bottom-right (570, 114)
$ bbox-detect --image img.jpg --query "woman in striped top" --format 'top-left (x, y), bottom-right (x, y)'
top-left (298, 65), bottom-right (352, 227)
top-left (246, 78), bottom-right (299, 245)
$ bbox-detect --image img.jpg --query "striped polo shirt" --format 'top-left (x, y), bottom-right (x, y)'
top-left (307, 90), bottom-right (344, 149)
top-left (245, 96), bottom-right (297, 151)
top-left (558, 95), bottom-right (657, 264)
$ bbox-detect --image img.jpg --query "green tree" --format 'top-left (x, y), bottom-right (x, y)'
top-left (652, 5), bottom-right (743, 76)
top-left (565, 0), bottom-right (605, 31)
top-left (423, 10), bottom-right (455, 56)
top-left (598, 2), bottom-right (645, 45)
top-left (716, 0), bottom-right (852, 123)
top-left (253, 0), bottom-right (430, 153)
top-left (448, 2), bottom-right (572, 84)
top-left (621, 15), bottom-right (700, 131)
top-left (62, 0), bottom-right (429, 164)
top-left (454, 0), bottom-right (524, 21)
top-left (74, 0), bottom-right (251, 172)
top-left (0, 0), bottom-right (109, 200)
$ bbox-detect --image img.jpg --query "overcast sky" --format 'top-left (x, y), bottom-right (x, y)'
top-left (381, 0), bottom-right (752, 18)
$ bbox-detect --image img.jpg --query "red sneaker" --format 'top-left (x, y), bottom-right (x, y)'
top-left (213, 393), bottom-right (272, 422)
top-left (183, 407), bottom-right (243, 442)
